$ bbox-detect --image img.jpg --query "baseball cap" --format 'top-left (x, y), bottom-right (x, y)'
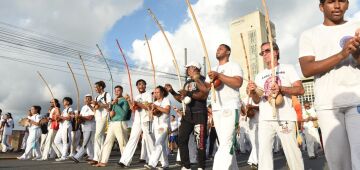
top-left (185, 61), bottom-right (201, 70)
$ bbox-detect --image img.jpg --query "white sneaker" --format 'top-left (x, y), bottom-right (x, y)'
top-left (55, 157), bottom-right (67, 161)
top-left (32, 157), bottom-right (42, 160)
top-left (144, 164), bottom-right (155, 169)
top-left (17, 156), bottom-right (29, 160)
top-left (181, 167), bottom-right (191, 170)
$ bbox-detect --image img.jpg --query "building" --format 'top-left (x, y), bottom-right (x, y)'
top-left (298, 77), bottom-right (315, 105)
top-left (229, 11), bottom-right (276, 98)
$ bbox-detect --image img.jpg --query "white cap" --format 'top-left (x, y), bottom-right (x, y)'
top-left (85, 94), bottom-right (92, 97)
top-left (185, 61), bottom-right (201, 70)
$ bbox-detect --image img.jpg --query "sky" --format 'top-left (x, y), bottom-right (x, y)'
top-left (0, 0), bottom-right (359, 128)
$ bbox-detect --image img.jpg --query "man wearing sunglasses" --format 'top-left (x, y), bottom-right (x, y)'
top-left (248, 42), bottom-right (305, 170)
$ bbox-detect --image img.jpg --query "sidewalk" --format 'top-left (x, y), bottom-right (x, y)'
top-left (0, 151), bottom-right (20, 160)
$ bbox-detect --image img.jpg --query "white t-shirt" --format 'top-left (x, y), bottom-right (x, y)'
top-left (205, 61), bottom-right (243, 111)
top-left (299, 20), bottom-right (360, 110)
top-left (302, 107), bottom-right (317, 129)
top-left (95, 92), bottom-right (112, 120)
top-left (60, 107), bottom-right (73, 129)
top-left (170, 120), bottom-right (179, 136)
top-left (29, 114), bottom-right (40, 130)
top-left (80, 105), bottom-right (95, 132)
top-left (134, 92), bottom-right (153, 123)
top-left (2, 118), bottom-right (13, 135)
top-left (255, 64), bottom-right (300, 121)
top-left (153, 97), bottom-right (171, 129)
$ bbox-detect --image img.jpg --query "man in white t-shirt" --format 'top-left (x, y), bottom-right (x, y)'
top-left (298, 1), bottom-right (360, 169)
top-left (70, 94), bottom-right (95, 163)
top-left (248, 42), bottom-right (305, 170)
top-left (118, 79), bottom-right (155, 168)
top-left (205, 44), bottom-right (243, 170)
top-left (89, 81), bottom-right (112, 165)
top-left (301, 101), bottom-right (320, 159)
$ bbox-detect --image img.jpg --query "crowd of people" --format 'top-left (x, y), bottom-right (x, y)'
top-left (0, 0), bottom-right (359, 170)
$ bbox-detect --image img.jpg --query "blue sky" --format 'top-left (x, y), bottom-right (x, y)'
top-left (103, 0), bottom-right (198, 63)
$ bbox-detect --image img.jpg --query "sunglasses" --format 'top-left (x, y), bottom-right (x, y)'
top-left (259, 49), bottom-right (271, 56)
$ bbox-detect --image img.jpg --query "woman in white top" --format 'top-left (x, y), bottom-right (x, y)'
top-left (54, 97), bottom-right (73, 161)
top-left (145, 86), bottom-right (171, 169)
top-left (17, 106), bottom-right (42, 160)
top-left (1, 112), bottom-right (14, 152)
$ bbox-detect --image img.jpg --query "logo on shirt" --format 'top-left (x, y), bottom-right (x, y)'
top-left (340, 35), bottom-right (353, 48)
top-left (263, 76), bottom-right (282, 97)
top-left (185, 81), bottom-right (197, 92)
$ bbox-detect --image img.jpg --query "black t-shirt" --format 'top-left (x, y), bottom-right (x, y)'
top-left (182, 76), bottom-right (207, 124)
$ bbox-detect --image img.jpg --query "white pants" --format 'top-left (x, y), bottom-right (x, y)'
top-left (21, 132), bottom-right (29, 150)
top-left (273, 135), bottom-right (281, 152)
top-left (238, 131), bottom-right (251, 153)
top-left (119, 121), bottom-right (155, 166)
top-left (212, 109), bottom-right (239, 170)
top-left (304, 127), bottom-right (320, 157)
top-left (41, 129), bottom-right (61, 159)
top-left (140, 136), bottom-right (147, 161)
top-left (248, 122), bottom-right (259, 165)
top-left (317, 106), bottom-right (360, 170)
top-left (74, 131), bottom-right (94, 160)
top-left (99, 121), bottom-right (128, 163)
top-left (1, 134), bottom-right (12, 152)
top-left (20, 128), bottom-right (41, 159)
top-left (148, 124), bottom-right (168, 168)
top-left (40, 133), bottom-right (47, 152)
top-left (93, 116), bottom-right (107, 162)
top-left (54, 126), bottom-right (71, 159)
top-left (70, 130), bottom-right (81, 156)
top-left (258, 121), bottom-right (304, 170)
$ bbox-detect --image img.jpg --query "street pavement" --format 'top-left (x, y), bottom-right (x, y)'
top-left (0, 149), bottom-right (328, 170)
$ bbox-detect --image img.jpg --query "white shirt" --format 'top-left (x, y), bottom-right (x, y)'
top-left (153, 97), bottom-right (171, 129)
top-left (302, 107), bottom-right (317, 129)
top-left (255, 64), bottom-right (300, 121)
top-left (95, 91), bottom-right (112, 120)
top-left (134, 92), bottom-right (153, 123)
top-left (206, 61), bottom-right (243, 111)
top-left (299, 20), bottom-right (360, 110)
top-left (60, 107), bottom-right (73, 129)
top-left (29, 114), bottom-right (40, 130)
top-left (80, 105), bottom-right (95, 132)
top-left (170, 120), bottom-right (179, 136)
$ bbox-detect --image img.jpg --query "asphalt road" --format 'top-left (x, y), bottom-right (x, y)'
top-left (0, 149), bottom-right (328, 170)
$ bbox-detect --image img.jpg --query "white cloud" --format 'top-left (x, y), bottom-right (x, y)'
top-left (129, 0), bottom-right (360, 80)
top-left (0, 0), bottom-right (143, 126)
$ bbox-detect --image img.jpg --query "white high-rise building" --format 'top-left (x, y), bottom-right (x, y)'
top-left (230, 11), bottom-right (276, 98)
